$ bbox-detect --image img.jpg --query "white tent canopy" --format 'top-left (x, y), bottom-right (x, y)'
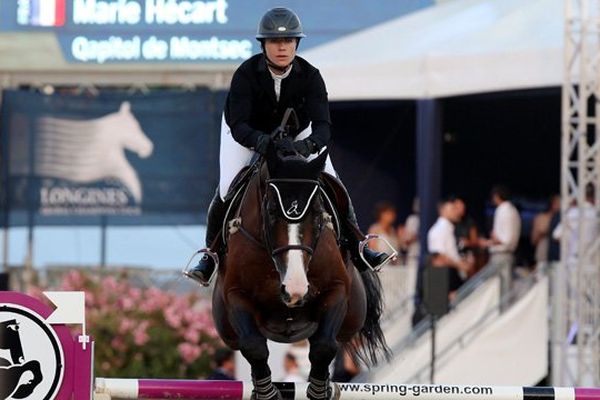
top-left (301, 0), bottom-right (563, 100)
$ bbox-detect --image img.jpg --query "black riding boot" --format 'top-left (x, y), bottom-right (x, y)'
top-left (187, 190), bottom-right (227, 286)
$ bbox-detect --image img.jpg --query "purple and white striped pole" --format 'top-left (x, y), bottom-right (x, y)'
top-left (94, 379), bottom-right (600, 400)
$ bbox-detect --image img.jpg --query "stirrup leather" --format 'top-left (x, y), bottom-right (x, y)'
top-left (358, 234), bottom-right (398, 272)
top-left (182, 248), bottom-right (220, 287)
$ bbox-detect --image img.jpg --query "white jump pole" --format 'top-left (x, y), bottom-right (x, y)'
top-left (94, 378), bottom-right (600, 400)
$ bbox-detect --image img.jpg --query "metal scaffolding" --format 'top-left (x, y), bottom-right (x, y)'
top-left (556, 0), bottom-right (600, 387)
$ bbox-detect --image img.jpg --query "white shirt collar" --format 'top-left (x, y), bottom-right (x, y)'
top-left (269, 64), bottom-right (293, 101)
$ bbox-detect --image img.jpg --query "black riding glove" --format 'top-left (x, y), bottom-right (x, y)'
top-left (293, 139), bottom-right (317, 157)
top-left (254, 134), bottom-right (271, 155)
top-left (276, 137), bottom-right (295, 155)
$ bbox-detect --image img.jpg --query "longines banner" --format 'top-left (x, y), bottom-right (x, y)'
top-left (0, 0), bottom-right (432, 64)
top-left (0, 89), bottom-right (220, 226)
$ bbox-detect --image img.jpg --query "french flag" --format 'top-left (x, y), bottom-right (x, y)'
top-left (28, 0), bottom-right (66, 27)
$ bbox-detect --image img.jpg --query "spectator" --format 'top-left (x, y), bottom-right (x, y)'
top-left (479, 185), bottom-right (521, 294)
top-left (207, 348), bottom-right (236, 380)
top-left (281, 353), bottom-right (305, 382)
top-left (402, 198), bottom-right (420, 264)
top-left (531, 195), bottom-right (560, 265)
top-left (479, 186), bottom-right (521, 259)
top-left (453, 197), bottom-right (479, 250)
top-left (454, 196), bottom-right (485, 277)
top-left (553, 184), bottom-right (598, 265)
top-left (427, 197), bottom-right (472, 296)
top-left (368, 201), bottom-right (399, 263)
top-left (547, 207), bottom-right (561, 263)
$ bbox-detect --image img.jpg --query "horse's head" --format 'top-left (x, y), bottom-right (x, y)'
top-left (0, 319), bottom-right (24, 365)
top-left (112, 102), bottom-right (154, 158)
top-left (264, 148), bottom-right (329, 308)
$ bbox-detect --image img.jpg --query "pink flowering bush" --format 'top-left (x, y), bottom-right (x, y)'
top-left (38, 270), bottom-right (223, 379)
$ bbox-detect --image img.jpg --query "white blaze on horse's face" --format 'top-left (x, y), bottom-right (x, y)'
top-left (282, 223), bottom-right (309, 307)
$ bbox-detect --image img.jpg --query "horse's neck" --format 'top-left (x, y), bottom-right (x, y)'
top-left (239, 168), bottom-right (266, 235)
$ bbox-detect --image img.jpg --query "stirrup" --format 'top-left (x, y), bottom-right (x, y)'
top-left (358, 234), bottom-right (398, 272)
top-left (182, 248), bottom-right (219, 287)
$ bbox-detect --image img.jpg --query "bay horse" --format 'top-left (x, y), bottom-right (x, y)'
top-left (210, 142), bottom-right (390, 399)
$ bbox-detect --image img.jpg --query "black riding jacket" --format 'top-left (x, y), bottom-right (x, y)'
top-left (224, 54), bottom-right (332, 150)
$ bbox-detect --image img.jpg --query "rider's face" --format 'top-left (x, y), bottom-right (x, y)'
top-left (264, 38), bottom-right (296, 69)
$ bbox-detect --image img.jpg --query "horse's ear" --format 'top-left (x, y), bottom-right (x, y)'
top-left (120, 102), bottom-right (131, 113)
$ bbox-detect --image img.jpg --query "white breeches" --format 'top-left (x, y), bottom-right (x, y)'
top-left (218, 114), bottom-right (336, 200)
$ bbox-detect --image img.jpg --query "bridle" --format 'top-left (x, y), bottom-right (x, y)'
top-left (228, 107), bottom-right (329, 267)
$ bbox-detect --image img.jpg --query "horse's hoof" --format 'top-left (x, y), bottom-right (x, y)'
top-left (251, 389), bottom-right (282, 400)
top-left (307, 377), bottom-right (334, 400)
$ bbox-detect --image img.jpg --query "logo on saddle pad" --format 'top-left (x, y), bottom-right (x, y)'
top-left (0, 305), bottom-right (63, 400)
top-left (286, 200), bottom-right (301, 217)
top-left (270, 181), bottom-right (320, 221)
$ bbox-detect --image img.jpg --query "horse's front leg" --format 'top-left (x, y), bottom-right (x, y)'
top-left (227, 291), bottom-right (280, 400)
top-left (307, 287), bottom-right (348, 400)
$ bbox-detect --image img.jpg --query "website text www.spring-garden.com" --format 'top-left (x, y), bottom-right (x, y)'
top-left (338, 383), bottom-right (494, 397)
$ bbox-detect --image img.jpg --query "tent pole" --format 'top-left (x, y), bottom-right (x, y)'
top-left (414, 98), bottom-right (443, 316)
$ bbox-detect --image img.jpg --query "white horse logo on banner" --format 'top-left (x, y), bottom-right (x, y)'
top-left (35, 102), bottom-right (154, 203)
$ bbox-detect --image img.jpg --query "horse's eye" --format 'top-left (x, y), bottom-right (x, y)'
top-left (8, 324), bottom-right (18, 331)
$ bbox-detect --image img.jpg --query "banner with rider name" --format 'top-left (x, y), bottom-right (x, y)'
top-left (0, 89), bottom-right (220, 226)
top-left (0, 0), bottom-right (433, 64)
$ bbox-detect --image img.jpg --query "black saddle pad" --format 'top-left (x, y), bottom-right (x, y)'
top-left (268, 180), bottom-right (320, 222)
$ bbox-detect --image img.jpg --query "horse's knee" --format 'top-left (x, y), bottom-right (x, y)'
top-left (309, 339), bottom-right (338, 364)
top-left (238, 335), bottom-right (269, 362)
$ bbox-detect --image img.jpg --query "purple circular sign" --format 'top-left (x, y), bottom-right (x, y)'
top-left (0, 291), bottom-right (75, 400)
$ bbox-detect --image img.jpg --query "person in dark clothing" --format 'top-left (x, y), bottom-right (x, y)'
top-left (207, 348), bottom-right (236, 380)
top-left (187, 7), bottom-right (392, 286)
top-left (453, 196), bottom-right (485, 277)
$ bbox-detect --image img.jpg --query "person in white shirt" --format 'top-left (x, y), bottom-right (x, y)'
top-left (480, 186), bottom-right (521, 259)
top-left (402, 198), bottom-right (420, 265)
top-left (479, 185), bottom-right (521, 296)
top-left (427, 198), bottom-right (472, 282)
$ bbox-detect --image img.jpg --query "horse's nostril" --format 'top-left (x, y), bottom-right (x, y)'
top-left (281, 286), bottom-right (291, 303)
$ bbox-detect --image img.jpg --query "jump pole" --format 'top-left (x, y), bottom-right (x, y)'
top-left (94, 379), bottom-right (600, 400)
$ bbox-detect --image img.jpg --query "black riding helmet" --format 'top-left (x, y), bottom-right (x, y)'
top-left (256, 7), bottom-right (306, 40)
top-left (256, 8), bottom-right (305, 72)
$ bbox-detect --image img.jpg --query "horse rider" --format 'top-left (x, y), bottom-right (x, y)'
top-left (188, 7), bottom-right (392, 286)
